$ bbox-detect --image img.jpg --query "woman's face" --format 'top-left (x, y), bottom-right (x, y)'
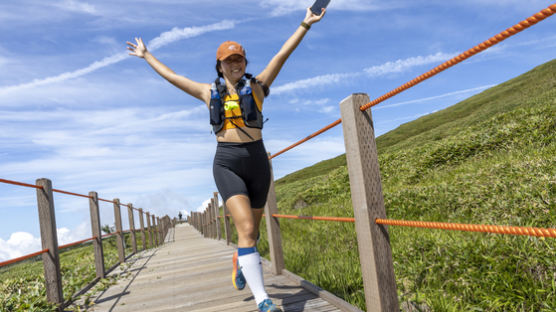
top-left (220, 54), bottom-right (246, 82)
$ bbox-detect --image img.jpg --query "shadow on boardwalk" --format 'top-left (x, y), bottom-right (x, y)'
top-left (70, 224), bottom-right (350, 311)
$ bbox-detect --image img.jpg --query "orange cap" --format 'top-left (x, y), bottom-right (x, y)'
top-left (216, 41), bottom-right (245, 61)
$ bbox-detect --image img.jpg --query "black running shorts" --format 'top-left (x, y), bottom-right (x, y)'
top-left (213, 140), bottom-right (271, 209)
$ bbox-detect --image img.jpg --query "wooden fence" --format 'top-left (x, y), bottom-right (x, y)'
top-left (3, 178), bottom-right (176, 311)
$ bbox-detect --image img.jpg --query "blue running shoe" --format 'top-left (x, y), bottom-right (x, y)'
top-left (258, 299), bottom-right (282, 312)
top-left (232, 251), bottom-right (246, 290)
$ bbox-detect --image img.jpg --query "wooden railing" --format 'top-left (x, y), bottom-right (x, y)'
top-left (0, 178), bottom-right (177, 311)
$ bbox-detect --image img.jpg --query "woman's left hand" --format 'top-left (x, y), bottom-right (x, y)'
top-left (303, 7), bottom-right (326, 25)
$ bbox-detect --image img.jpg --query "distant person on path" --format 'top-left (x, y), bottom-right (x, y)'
top-left (127, 7), bottom-right (326, 312)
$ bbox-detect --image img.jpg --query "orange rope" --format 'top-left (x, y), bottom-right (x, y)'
top-left (59, 237), bottom-right (96, 250)
top-left (98, 198), bottom-right (116, 204)
top-left (268, 4), bottom-right (556, 159)
top-left (359, 4), bottom-right (556, 112)
top-left (272, 214), bottom-right (355, 223)
top-left (269, 119), bottom-right (342, 160)
top-left (0, 178), bottom-right (42, 189)
top-left (376, 219), bottom-right (556, 238)
top-left (0, 249), bottom-right (49, 268)
top-left (52, 188), bottom-right (91, 199)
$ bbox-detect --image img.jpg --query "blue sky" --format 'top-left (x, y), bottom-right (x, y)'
top-left (0, 0), bottom-right (555, 261)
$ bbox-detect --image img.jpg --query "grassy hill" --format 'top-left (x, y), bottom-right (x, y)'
top-left (259, 59), bottom-right (556, 311)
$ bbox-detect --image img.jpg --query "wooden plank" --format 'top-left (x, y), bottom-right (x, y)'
top-left (36, 178), bottom-right (63, 309)
top-left (74, 225), bottom-right (359, 312)
top-left (339, 93), bottom-right (399, 311)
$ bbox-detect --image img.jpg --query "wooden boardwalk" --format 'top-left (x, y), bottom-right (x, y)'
top-left (75, 223), bottom-right (356, 312)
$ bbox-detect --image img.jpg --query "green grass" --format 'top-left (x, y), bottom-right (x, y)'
top-left (253, 59), bottom-right (556, 311)
top-left (0, 232), bottom-right (149, 311)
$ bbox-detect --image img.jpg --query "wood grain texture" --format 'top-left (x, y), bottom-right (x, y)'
top-left (76, 224), bottom-right (353, 312)
top-left (340, 94), bottom-right (399, 312)
top-left (128, 204), bottom-right (137, 253)
top-left (89, 191), bottom-right (105, 279)
top-left (113, 198), bottom-right (125, 263)
top-left (264, 155), bottom-right (285, 275)
top-left (36, 178), bottom-right (63, 308)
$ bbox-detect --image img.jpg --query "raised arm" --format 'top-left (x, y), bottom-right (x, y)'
top-left (127, 38), bottom-right (211, 105)
top-left (256, 8), bottom-right (326, 88)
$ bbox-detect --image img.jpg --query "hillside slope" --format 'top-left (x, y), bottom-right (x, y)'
top-left (276, 59), bottom-right (556, 186)
top-left (262, 59), bottom-right (556, 311)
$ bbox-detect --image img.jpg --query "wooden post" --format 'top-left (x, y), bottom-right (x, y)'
top-left (36, 178), bottom-right (63, 308)
top-left (210, 200), bottom-right (216, 239)
top-left (157, 217), bottom-right (163, 243)
top-left (198, 212), bottom-right (202, 233)
top-left (139, 208), bottom-right (147, 250)
top-left (113, 198), bottom-right (125, 263)
top-left (340, 93), bottom-right (399, 311)
top-left (203, 209), bottom-right (207, 237)
top-left (264, 154), bottom-right (285, 275)
top-left (151, 214), bottom-right (158, 246)
top-left (89, 191), bottom-right (105, 279)
top-left (207, 203), bottom-right (212, 238)
top-left (198, 211), bottom-right (201, 232)
top-left (128, 203), bottom-right (137, 253)
top-left (213, 192), bottom-right (221, 240)
top-left (212, 202), bottom-right (217, 239)
top-left (146, 212), bottom-right (153, 248)
top-left (223, 200), bottom-right (231, 245)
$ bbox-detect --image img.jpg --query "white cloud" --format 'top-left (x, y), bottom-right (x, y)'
top-left (0, 232), bottom-right (41, 262)
top-left (0, 222), bottom-right (89, 262)
top-left (56, 0), bottom-right (98, 15)
top-left (374, 84), bottom-right (496, 110)
top-left (259, 0), bottom-right (400, 16)
top-left (364, 52), bottom-right (456, 77)
top-left (272, 52), bottom-right (455, 95)
top-left (148, 20), bottom-right (236, 51)
top-left (272, 73), bottom-right (359, 95)
top-left (0, 20), bottom-right (236, 97)
top-left (195, 198), bottom-right (213, 213)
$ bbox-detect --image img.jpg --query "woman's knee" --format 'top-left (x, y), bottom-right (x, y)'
top-left (236, 222), bottom-right (256, 237)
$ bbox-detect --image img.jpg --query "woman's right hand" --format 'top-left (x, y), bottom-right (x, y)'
top-left (127, 37), bottom-right (147, 58)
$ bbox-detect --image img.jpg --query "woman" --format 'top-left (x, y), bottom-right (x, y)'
top-left (127, 7), bottom-right (326, 312)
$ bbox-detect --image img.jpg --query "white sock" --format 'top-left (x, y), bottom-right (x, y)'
top-left (238, 251), bottom-right (269, 305)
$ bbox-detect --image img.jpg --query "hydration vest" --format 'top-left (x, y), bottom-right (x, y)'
top-left (209, 77), bottom-right (264, 135)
